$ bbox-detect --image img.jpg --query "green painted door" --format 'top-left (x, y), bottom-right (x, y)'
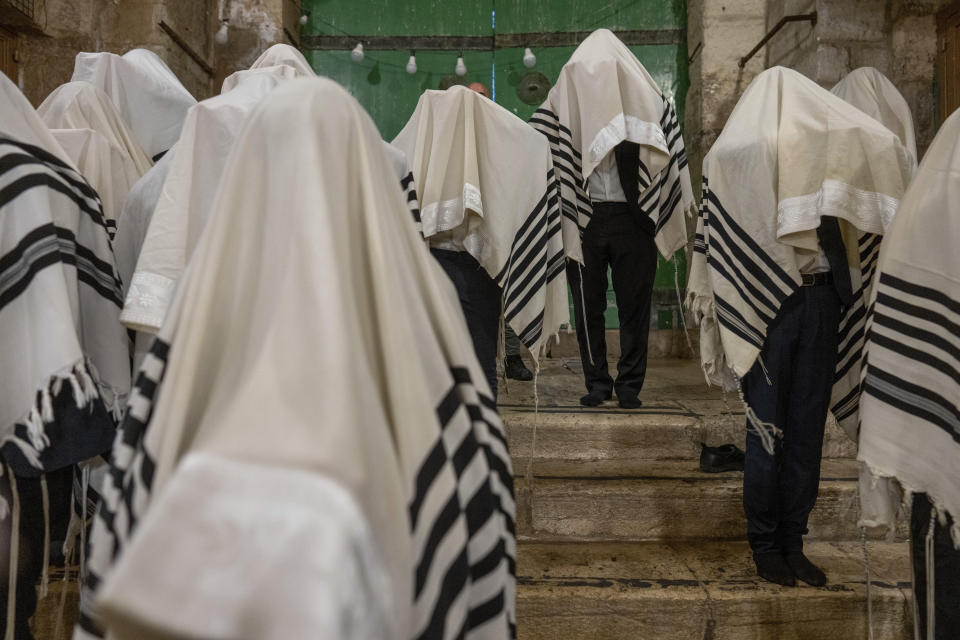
top-left (300, 1), bottom-right (689, 330)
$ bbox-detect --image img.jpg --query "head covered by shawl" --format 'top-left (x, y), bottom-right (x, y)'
top-left (530, 28), bottom-right (694, 262)
top-left (38, 81), bottom-right (153, 232)
top-left (858, 108), bottom-right (960, 546)
top-left (221, 43), bottom-right (315, 93)
top-left (832, 67), bottom-right (918, 165)
top-left (393, 85), bottom-right (567, 357)
top-left (687, 67), bottom-right (913, 443)
top-left (80, 77), bottom-right (515, 640)
top-left (0, 73), bottom-right (128, 475)
top-left (121, 70), bottom-right (296, 333)
top-left (71, 49), bottom-right (196, 160)
top-left (38, 81), bottom-right (152, 175)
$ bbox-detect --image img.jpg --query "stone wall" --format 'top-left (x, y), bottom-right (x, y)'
top-left (7, 0), bottom-right (290, 106)
top-left (764, 0), bottom-right (952, 156)
top-left (684, 0), bottom-right (767, 200)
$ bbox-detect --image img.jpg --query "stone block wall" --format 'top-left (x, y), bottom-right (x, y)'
top-left (764, 0), bottom-right (953, 156)
top-left (684, 0), bottom-right (767, 200)
top-left (9, 0), bottom-right (289, 105)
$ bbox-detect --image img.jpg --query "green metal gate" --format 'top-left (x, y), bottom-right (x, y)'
top-left (300, 1), bottom-right (689, 330)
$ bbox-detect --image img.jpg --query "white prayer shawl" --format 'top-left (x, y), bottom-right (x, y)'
top-left (39, 81), bottom-right (152, 175)
top-left (112, 153), bottom-right (173, 373)
top-left (121, 72), bottom-right (288, 333)
top-left (78, 78), bottom-right (515, 640)
top-left (221, 43), bottom-right (315, 93)
top-left (529, 29), bottom-right (694, 263)
top-left (686, 67), bottom-right (913, 440)
top-left (393, 86), bottom-right (566, 357)
top-left (71, 49), bottom-right (196, 160)
top-left (832, 67), bottom-right (918, 165)
top-left (858, 108), bottom-right (960, 546)
top-left (385, 142), bottom-right (422, 234)
top-left (830, 67), bottom-right (919, 530)
top-left (0, 73), bottom-right (129, 473)
top-left (47, 128), bottom-right (143, 239)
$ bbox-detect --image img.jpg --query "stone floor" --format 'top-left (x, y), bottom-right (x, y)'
top-left (501, 355), bottom-right (913, 640)
top-left (27, 356), bottom-right (913, 639)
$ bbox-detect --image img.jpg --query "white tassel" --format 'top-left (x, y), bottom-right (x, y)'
top-left (861, 529), bottom-right (875, 640)
top-left (24, 406), bottom-right (49, 452)
top-left (5, 465), bottom-right (20, 640)
top-left (80, 466), bottom-right (89, 580)
top-left (925, 510), bottom-right (936, 640)
top-left (742, 389), bottom-right (781, 456)
top-left (67, 373), bottom-right (85, 408)
top-left (673, 256), bottom-right (695, 357)
top-left (76, 364), bottom-right (99, 404)
top-left (577, 262), bottom-right (594, 367)
top-left (39, 474), bottom-right (50, 600)
top-left (39, 386), bottom-right (54, 423)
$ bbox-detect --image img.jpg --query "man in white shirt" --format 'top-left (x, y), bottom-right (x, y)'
top-left (568, 141), bottom-right (656, 408)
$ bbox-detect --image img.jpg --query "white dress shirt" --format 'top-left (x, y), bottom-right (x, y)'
top-left (587, 151), bottom-right (628, 203)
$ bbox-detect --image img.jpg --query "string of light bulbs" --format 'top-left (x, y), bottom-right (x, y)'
top-left (295, 0), bottom-right (650, 79)
top-left (302, 13), bottom-right (539, 77)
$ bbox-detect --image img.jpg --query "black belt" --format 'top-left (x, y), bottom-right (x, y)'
top-left (592, 201), bottom-right (631, 214)
top-left (801, 272), bottom-right (833, 287)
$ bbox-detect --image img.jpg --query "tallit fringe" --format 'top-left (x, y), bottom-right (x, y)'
top-left (4, 358), bottom-right (129, 474)
top-left (684, 290), bottom-right (714, 325)
top-left (858, 458), bottom-right (960, 550)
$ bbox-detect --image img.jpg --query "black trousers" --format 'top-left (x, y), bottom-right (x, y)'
top-left (567, 203), bottom-right (657, 399)
top-left (911, 492), bottom-right (960, 640)
top-left (742, 283), bottom-right (842, 554)
top-left (431, 248), bottom-right (501, 400)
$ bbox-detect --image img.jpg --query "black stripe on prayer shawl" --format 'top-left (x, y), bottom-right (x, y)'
top-left (0, 139), bottom-right (108, 235)
top-left (864, 367), bottom-right (960, 444)
top-left (0, 224), bottom-right (123, 310)
top-left (412, 366), bottom-right (515, 640)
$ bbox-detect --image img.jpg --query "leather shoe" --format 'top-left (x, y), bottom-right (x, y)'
top-left (754, 552), bottom-right (796, 587)
top-left (505, 355), bottom-right (533, 381)
top-left (699, 443), bottom-right (745, 473)
top-left (580, 388), bottom-right (611, 407)
top-left (785, 552), bottom-right (827, 587)
top-left (617, 394), bottom-right (643, 409)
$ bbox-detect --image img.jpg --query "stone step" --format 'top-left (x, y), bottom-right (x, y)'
top-left (517, 540), bottom-right (912, 640)
top-left (514, 458), bottom-right (907, 542)
top-left (502, 403), bottom-right (857, 461)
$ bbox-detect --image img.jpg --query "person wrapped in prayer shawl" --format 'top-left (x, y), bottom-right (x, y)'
top-left (858, 108), bottom-right (960, 640)
top-left (70, 49), bottom-right (196, 162)
top-left (38, 81), bottom-right (153, 237)
top-left (122, 51), bottom-right (315, 336)
top-left (77, 77), bottom-right (515, 640)
top-left (463, 81), bottom-right (535, 383)
top-left (0, 73), bottom-right (129, 639)
top-left (530, 29), bottom-right (695, 409)
top-left (221, 43), bottom-right (315, 92)
top-left (686, 67), bottom-right (913, 587)
top-left (829, 66), bottom-right (919, 550)
top-left (393, 85), bottom-right (567, 399)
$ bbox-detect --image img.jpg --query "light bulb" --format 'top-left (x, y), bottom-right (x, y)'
top-left (523, 47), bottom-right (536, 68)
top-left (351, 42), bottom-right (364, 62)
top-left (455, 56), bottom-right (467, 76)
top-left (299, 14), bottom-right (308, 25)
top-left (406, 54), bottom-right (417, 74)
top-left (215, 23), bottom-right (229, 45)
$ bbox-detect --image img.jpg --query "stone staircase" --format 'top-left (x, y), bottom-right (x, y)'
top-left (500, 356), bottom-right (913, 640)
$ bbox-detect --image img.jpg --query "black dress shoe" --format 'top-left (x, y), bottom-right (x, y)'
top-left (754, 552), bottom-right (796, 587)
top-left (505, 354), bottom-right (533, 381)
top-left (785, 552), bottom-right (827, 587)
top-left (617, 394), bottom-right (643, 409)
top-left (699, 443), bottom-right (745, 473)
top-left (580, 388), bottom-right (611, 407)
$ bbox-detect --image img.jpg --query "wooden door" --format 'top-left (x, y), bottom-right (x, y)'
top-left (0, 26), bottom-right (17, 82)
top-left (938, 3), bottom-right (960, 122)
